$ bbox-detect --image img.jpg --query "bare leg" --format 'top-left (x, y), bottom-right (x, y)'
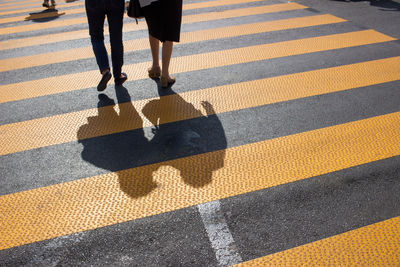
top-left (149, 34), bottom-right (160, 69)
top-left (161, 41), bottom-right (173, 78)
top-left (101, 68), bottom-right (110, 75)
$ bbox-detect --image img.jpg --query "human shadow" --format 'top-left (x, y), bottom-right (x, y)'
top-left (25, 9), bottom-right (66, 22)
top-left (331, 0), bottom-right (400, 11)
top-left (77, 85), bottom-right (227, 198)
top-left (142, 86), bottom-right (227, 188)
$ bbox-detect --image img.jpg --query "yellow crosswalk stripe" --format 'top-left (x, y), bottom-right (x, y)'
top-left (0, 0), bottom-right (259, 9)
top-left (0, 3), bottom-right (306, 50)
top-left (0, 12), bottom-right (86, 34)
top-left (1, 0), bottom-right (398, 260)
top-left (0, 0), bottom-right (73, 10)
top-left (0, 2), bottom-right (306, 35)
top-left (0, 1), bottom-right (82, 16)
top-left (236, 217), bottom-right (400, 266)
top-left (0, 0), bottom-right (44, 5)
top-left (0, 30), bottom-right (394, 105)
top-left (0, 0), bottom-right (266, 17)
top-left (0, 14), bottom-right (346, 72)
top-left (1, 0), bottom-right (42, 3)
top-left (0, 1), bottom-right (38, 9)
top-left (0, 8), bottom-right (70, 24)
top-left (1, 55), bottom-right (399, 156)
top-left (0, 0), bottom-right (268, 24)
top-left (1, 111), bottom-right (399, 250)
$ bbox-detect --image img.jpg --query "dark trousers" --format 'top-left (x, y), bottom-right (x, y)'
top-left (85, 0), bottom-right (124, 78)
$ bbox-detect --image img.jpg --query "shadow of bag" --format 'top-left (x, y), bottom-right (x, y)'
top-left (127, 0), bottom-right (144, 24)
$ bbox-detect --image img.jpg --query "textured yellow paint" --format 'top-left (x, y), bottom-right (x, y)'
top-left (237, 217), bottom-right (400, 266)
top-left (184, 0), bottom-right (267, 10)
top-left (0, 0), bottom-right (266, 24)
top-left (0, 0), bottom-right (263, 14)
top-left (0, 15), bottom-right (88, 35)
top-left (0, 14), bottom-right (346, 71)
top-left (1, 55), bottom-right (399, 156)
top-left (0, 1), bottom-right (42, 10)
top-left (0, 3), bottom-right (304, 50)
top-left (1, 111), bottom-right (399, 250)
top-left (0, 7), bottom-right (76, 24)
top-left (0, 2), bottom-right (305, 35)
top-left (0, 1), bottom-right (82, 15)
top-left (0, 30), bottom-right (394, 105)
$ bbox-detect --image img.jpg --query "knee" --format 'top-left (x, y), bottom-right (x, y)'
top-left (90, 32), bottom-right (104, 43)
top-left (90, 36), bottom-right (104, 44)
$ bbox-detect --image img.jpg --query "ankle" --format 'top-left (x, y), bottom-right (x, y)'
top-left (101, 68), bottom-right (110, 75)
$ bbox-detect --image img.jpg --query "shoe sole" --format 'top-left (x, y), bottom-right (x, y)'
top-left (97, 72), bottom-right (112, 91)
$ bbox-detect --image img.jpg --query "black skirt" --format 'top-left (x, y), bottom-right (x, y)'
top-left (142, 0), bottom-right (182, 42)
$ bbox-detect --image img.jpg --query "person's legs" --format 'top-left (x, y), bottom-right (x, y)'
top-left (86, 0), bottom-right (111, 91)
top-left (149, 35), bottom-right (160, 69)
top-left (160, 41), bottom-right (175, 87)
top-left (85, 0), bottom-right (109, 74)
top-left (106, 0), bottom-right (125, 83)
top-left (161, 41), bottom-right (173, 78)
top-left (148, 34), bottom-right (161, 78)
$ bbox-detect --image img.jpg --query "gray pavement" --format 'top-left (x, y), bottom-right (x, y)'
top-left (0, 0), bottom-right (399, 265)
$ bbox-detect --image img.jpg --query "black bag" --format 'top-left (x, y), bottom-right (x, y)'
top-left (127, 0), bottom-right (144, 24)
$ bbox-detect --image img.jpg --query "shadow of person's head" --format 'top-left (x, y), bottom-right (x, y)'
top-left (175, 149), bottom-right (226, 188)
top-left (118, 165), bottom-right (158, 198)
top-left (142, 87), bottom-right (227, 188)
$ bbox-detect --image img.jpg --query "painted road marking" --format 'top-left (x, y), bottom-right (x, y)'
top-left (0, 30), bottom-right (394, 105)
top-left (0, 3), bottom-right (306, 50)
top-left (0, 0), bottom-right (78, 10)
top-left (0, 2), bottom-right (82, 16)
top-left (0, 0), bottom-right (270, 24)
top-left (0, 0), bottom-right (267, 17)
top-left (1, 111), bottom-right (399, 250)
top-left (0, 2), bottom-right (306, 35)
top-left (198, 201), bottom-right (243, 266)
top-left (236, 216), bottom-right (400, 266)
top-left (0, 15), bottom-right (346, 71)
top-left (1, 55), bottom-right (399, 155)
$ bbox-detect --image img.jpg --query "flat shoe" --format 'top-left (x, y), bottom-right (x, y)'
top-left (115, 72), bottom-right (128, 86)
top-left (97, 71), bottom-right (112, 91)
top-left (148, 66), bottom-right (161, 78)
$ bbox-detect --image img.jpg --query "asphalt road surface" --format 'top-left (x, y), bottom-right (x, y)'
top-left (0, 0), bottom-right (399, 265)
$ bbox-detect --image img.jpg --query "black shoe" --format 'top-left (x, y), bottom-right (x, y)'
top-left (42, 1), bottom-right (50, 7)
top-left (115, 72), bottom-right (128, 86)
top-left (97, 71), bottom-right (112, 91)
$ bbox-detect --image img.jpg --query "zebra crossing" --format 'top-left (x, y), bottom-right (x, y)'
top-left (0, 0), bottom-right (399, 265)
